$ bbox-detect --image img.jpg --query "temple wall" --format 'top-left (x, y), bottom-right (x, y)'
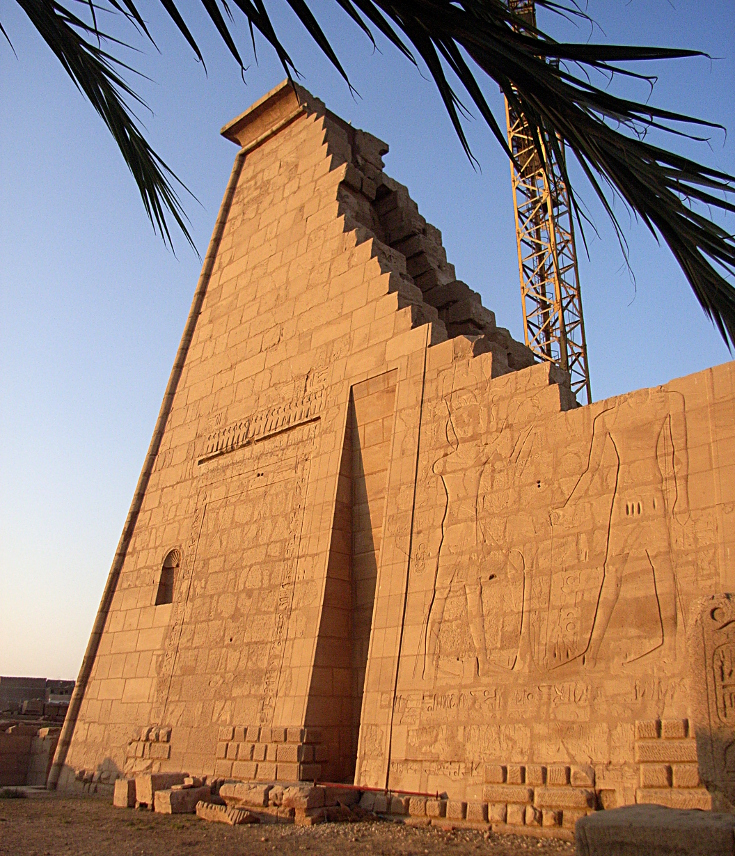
top-left (357, 348), bottom-right (734, 812)
top-left (57, 83), bottom-right (735, 816)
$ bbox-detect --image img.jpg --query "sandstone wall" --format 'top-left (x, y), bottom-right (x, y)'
top-left (55, 83), bottom-right (735, 814)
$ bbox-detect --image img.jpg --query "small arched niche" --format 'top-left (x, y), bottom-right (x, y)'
top-left (155, 548), bottom-right (181, 606)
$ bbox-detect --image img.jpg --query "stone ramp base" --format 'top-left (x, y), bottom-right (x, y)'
top-left (575, 804), bottom-right (735, 855)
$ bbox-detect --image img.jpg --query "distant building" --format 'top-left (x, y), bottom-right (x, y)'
top-left (0, 677), bottom-right (74, 714)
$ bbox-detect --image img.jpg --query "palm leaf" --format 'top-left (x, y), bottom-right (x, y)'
top-left (8, 0), bottom-right (735, 346)
top-left (15, 0), bottom-right (195, 250)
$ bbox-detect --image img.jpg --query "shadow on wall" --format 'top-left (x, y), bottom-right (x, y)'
top-left (56, 757), bottom-right (122, 795)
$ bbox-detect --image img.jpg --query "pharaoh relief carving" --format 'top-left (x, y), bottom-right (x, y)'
top-left (415, 383), bottom-right (690, 686)
top-left (550, 387), bottom-right (689, 669)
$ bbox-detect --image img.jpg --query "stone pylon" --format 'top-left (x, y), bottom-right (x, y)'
top-left (50, 83), bottom-right (735, 826)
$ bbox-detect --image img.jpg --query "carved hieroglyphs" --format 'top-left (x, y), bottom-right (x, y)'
top-left (689, 594), bottom-right (735, 809)
top-left (54, 82), bottom-right (735, 814)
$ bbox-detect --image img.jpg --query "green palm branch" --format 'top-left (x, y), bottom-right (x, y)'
top-left (8, 0), bottom-right (735, 347)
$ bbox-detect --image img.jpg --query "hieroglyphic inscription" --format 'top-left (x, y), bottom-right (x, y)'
top-left (714, 644), bottom-right (735, 725)
top-left (258, 443), bottom-right (314, 725)
top-left (688, 593), bottom-right (735, 805)
top-left (200, 374), bottom-right (327, 464)
top-left (153, 503), bottom-right (206, 718)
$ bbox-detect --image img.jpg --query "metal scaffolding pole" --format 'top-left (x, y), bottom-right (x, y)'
top-left (504, 0), bottom-right (592, 403)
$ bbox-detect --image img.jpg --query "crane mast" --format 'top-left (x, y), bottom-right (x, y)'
top-left (504, 0), bottom-right (592, 403)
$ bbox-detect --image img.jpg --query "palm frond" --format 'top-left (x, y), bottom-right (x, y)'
top-left (15, 0), bottom-right (195, 250)
top-left (9, 0), bottom-right (735, 346)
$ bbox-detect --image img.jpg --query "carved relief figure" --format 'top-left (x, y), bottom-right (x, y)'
top-left (424, 387), bottom-right (492, 679)
top-left (553, 388), bottom-right (689, 667)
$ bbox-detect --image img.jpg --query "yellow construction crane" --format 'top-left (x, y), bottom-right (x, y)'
top-left (504, 0), bottom-right (592, 404)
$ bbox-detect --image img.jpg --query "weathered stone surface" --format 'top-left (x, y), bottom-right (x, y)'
top-left (688, 592), bottom-right (735, 808)
top-left (196, 800), bottom-right (259, 825)
top-left (636, 787), bottom-right (712, 810)
top-left (534, 787), bottom-right (595, 809)
top-left (154, 785), bottom-right (211, 814)
top-left (220, 782), bottom-right (272, 807)
top-left (135, 773), bottom-right (186, 808)
top-left (576, 804), bottom-right (735, 855)
top-left (53, 78), bottom-right (735, 823)
top-left (113, 778), bottom-right (136, 808)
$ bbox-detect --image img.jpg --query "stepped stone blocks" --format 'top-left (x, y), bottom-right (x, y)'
top-left (51, 80), bottom-right (735, 824)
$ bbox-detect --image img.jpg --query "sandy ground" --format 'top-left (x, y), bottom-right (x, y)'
top-left (0, 790), bottom-right (577, 856)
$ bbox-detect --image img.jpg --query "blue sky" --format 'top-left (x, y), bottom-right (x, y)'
top-left (1, 1), bottom-right (733, 679)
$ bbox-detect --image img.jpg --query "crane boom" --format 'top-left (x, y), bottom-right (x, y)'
top-left (504, 0), bottom-right (592, 404)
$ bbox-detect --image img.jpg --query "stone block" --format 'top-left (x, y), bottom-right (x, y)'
top-left (482, 785), bottom-right (533, 804)
top-left (270, 727), bottom-right (287, 742)
top-left (256, 761), bottom-right (277, 781)
top-left (302, 729), bottom-right (322, 744)
top-left (571, 766), bottom-right (595, 787)
top-left (635, 740), bottom-right (697, 764)
top-left (246, 726), bottom-right (261, 742)
top-left (446, 800), bottom-right (466, 820)
top-left (373, 793), bottom-right (389, 813)
top-left (390, 796), bottom-right (409, 815)
top-left (220, 782), bottom-right (272, 807)
top-left (525, 765), bottom-right (546, 786)
top-left (489, 803), bottom-right (506, 824)
top-left (534, 787), bottom-right (595, 809)
top-left (506, 803), bottom-right (525, 826)
top-left (195, 800), bottom-right (259, 825)
top-left (408, 797), bottom-right (426, 816)
top-left (214, 760), bottom-right (233, 779)
top-left (507, 765), bottom-right (525, 785)
top-left (113, 778), bottom-right (136, 808)
top-left (484, 764), bottom-right (506, 784)
top-left (276, 743), bottom-right (299, 763)
top-left (231, 760), bottom-right (258, 780)
top-left (238, 743), bottom-right (254, 761)
top-left (323, 786), bottom-right (360, 806)
top-left (636, 788), bottom-right (712, 810)
top-left (547, 765), bottom-right (570, 786)
top-left (661, 719), bottom-right (688, 740)
top-left (281, 785), bottom-right (325, 809)
top-left (672, 764), bottom-right (700, 788)
top-left (640, 763), bottom-right (671, 789)
top-left (563, 808), bottom-right (588, 830)
top-left (287, 728), bottom-right (305, 744)
top-left (575, 804), bottom-right (735, 856)
top-left (466, 802), bottom-right (488, 823)
top-left (542, 809), bottom-right (562, 827)
top-left (154, 785), bottom-right (211, 814)
top-left (425, 798), bottom-right (446, 818)
top-left (635, 720), bottom-right (660, 740)
top-left (149, 743), bottom-right (171, 760)
top-left (218, 726), bottom-right (234, 742)
top-left (276, 762), bottom-right (299, 781)
top-left (298, 763), bottom-right (321, 781)
top-left (525, 805), bottom-right (542, 826)
top-left (135, 773), bottom-right (186, 807)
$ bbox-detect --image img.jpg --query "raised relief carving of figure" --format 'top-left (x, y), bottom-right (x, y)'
top-left (424, 387), bottom-right (493, 680)
top-left (552, 388), bottom-right (689, 667)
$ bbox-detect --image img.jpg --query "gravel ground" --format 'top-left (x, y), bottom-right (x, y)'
top-left (0, 790), bottom-right (576, 856)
